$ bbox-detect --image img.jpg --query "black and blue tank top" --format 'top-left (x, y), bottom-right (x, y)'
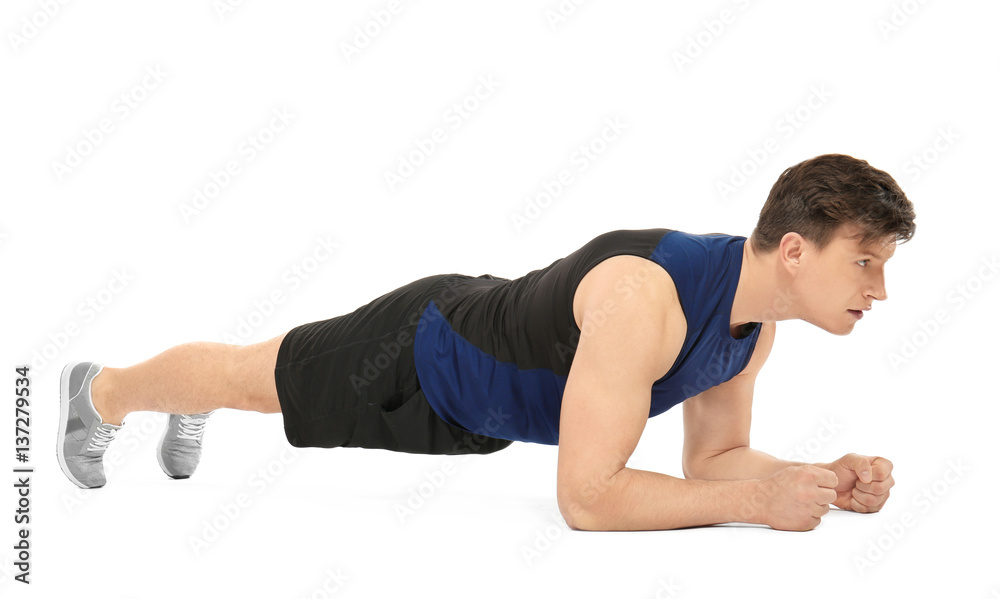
top-left (413, 228), bottom-right (761, 445)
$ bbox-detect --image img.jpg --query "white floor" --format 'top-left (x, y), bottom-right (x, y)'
top-left (18, 374), bottom-right (999, 599)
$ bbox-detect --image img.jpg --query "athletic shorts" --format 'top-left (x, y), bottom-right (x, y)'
top-left (273, 273), bottom-right (514, 456)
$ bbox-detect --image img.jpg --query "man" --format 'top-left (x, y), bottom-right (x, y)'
top-left (57, 153), bottom-right (914, 532)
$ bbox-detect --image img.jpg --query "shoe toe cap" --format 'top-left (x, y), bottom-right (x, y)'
top-left (159, 442), bottom-right (203, 478)
top-left (63, 456), bottom-right (107, 489)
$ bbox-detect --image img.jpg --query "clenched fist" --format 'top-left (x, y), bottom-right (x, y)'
top-left (754, 465), bottom-right (838, 531)
top-left (819, 453), bottom-right (894, 513)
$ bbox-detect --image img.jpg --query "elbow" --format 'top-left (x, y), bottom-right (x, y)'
top-left (557, 489), bottom-right (597, 531)
top-left (558, 500), bottom-right (603, 531)
top-left (681, 457), bottom-right (704, 480)
top-left (557, 474), bottom-right (621, 531)
top-left (683, 457), bottom-right (724, 481)
top-left (683, 447), bottom-right (744, 480)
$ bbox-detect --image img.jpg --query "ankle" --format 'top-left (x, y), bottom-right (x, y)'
top-left (91, 367), bottom-right (126, 426)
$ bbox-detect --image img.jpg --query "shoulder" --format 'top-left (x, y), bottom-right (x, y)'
top-left (572, 255), bottom-right (681, 326)
top-left (646, 231), bottom-right (739, 292)
top-left (571, 255), bottom-right (687, 379)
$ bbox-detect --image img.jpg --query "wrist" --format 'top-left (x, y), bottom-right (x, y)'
top-left (732, 478), bottom-right (767, 525)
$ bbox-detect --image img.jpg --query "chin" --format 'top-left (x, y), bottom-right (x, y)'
top-left (834, 316), bottom-right (858, 336)
top-left (808, 316), bottom-right (855, 336)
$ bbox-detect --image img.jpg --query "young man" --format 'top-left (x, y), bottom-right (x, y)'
top-left (57, 153), bottom-right (914, 532)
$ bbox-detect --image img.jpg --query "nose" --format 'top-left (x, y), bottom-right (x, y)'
top-left (868, 272), bottom-right (888, 302)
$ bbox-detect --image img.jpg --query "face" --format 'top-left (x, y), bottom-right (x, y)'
top-left (784, 224), bottom-right (896, 335)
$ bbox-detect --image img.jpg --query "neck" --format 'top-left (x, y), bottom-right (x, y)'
top-left (731, 238), bottom-right (799, 327)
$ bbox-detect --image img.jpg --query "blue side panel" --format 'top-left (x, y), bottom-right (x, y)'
top-left (414, 300), bottom-right (565, 446)
top-left (648, 333), bottom-right (760, 416)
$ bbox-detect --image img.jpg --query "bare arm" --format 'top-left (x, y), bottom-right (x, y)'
top-left (682, 320), bottom-right (815, 480)
top-left (556, 256), bottom-right (764, 531)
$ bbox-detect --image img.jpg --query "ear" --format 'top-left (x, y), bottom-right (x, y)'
top-left (778, 232), bottom-right (805, 274)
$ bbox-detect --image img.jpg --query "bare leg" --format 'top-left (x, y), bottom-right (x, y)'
top-left (90, 332), bottom-right (286, 426)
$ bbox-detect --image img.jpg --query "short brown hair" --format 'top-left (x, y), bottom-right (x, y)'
top-left (750, 154), bottom-right (916, 253)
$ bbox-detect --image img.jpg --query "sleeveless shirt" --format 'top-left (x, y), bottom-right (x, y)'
top-left (412, 228), bottom-right (762, 445)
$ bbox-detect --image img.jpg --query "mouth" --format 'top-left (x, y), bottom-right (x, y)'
top-left (848, 309), bottom-right (863, 320)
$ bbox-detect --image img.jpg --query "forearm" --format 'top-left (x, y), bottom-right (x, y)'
top-left (688, 446), bottom-right (810, 481)
top-left (563, 467), bottom-right (760, 532)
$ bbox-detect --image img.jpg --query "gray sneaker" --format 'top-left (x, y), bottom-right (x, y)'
top-left (57, 362), bottom-right (123, 489)
top-left (157, 411), bottom-right (213, 479)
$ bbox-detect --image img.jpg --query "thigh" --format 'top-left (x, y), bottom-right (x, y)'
top-left (235, 332), bottom-right (286, 414)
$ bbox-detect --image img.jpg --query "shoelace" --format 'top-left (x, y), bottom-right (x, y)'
top-left (87, 424), bottom-right (120, 453)
top-left (177, 414), bottom-right (210, 441)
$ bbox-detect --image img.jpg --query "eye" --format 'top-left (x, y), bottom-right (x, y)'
top-left (856, 259), bottom-right (870, 267)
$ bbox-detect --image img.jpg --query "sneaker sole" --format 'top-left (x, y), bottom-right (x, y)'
top-left (56, 362), bottom-right (101, 489)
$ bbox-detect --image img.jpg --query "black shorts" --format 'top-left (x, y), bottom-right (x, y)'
top-left (273, 273), bottom-right (514, 456)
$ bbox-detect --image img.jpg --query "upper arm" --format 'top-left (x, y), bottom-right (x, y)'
top-left (556, 256), bottom-right (686, 528)
top-left (681, 320), bottom-right (776, 478)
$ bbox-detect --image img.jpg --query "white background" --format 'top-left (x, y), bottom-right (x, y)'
top-left (1, 1), bottom-right (998, 597)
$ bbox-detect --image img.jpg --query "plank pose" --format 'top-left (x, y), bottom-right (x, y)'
top-left (58, 153), bottom-right (914, 532)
